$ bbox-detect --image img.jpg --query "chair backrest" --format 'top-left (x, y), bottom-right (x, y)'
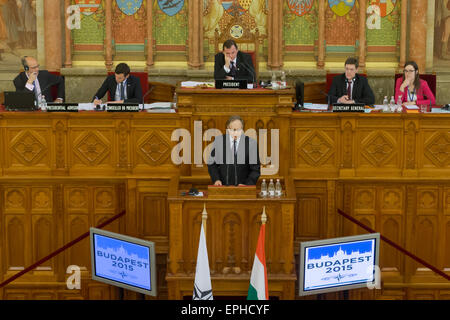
top-left (214, 13), bottom-right (262, 81)
top-left (49, 71), bottom-right (65, 101)
top-left (107, 71), bottom-right (148, 101)
top-left (394, 73), bottom-right (436, 98)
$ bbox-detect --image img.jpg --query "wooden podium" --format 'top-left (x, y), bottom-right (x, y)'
top-left (166, 177), bottom-right (297, 299)
top-left (207, 185), bottom-right (257, 199)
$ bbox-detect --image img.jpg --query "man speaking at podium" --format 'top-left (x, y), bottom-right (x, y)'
top-left (328, 57), bottom-right (375, 105)
top-left (207, 115), bottom-right (260, 186)
top-left (214, 39), bottom-right (255, 83)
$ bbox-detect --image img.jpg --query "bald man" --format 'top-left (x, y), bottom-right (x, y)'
top-left (13, 56), bottom-right (65, 103)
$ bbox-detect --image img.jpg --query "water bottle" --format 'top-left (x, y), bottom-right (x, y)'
top-left (260, 179), bottom-right (267, 198)
top-left (280, 71), bottom-right (286, 89)
top-left (383, 96), bottom-right (389, 112)
top-left (275, 179), bottom-right (282, 197)
top-left (271, 72), bottom-right (279, 90)
top-left (39, 96), bottom-right (47, 111)
top-left (268, 179), bottom-right (275, 197)
top-left (396, 95), bottom-right (403, 112)
top-left (389, 96), bottom-right (395, 112)
top-left (172, 92), bottom-right (177, 109)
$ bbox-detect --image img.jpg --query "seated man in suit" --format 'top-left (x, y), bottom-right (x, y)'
top-left (92, 63), bottom-right (143, 105)
top-left (328, 57), bottom-right (375, 105)
top-left (207, 115), bottom-right (260, 186)
top-left (13, 56), bottom-right (65, 103)
top-left (214, 39), bottom-right (255, 83)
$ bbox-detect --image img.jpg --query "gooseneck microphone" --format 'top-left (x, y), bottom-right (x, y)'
top-left (141, 86), bottom-right (155, 110)
top-left (238, 61), bottom-right (256, 87)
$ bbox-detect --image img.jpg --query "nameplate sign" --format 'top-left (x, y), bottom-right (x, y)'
top-left (332, 104), bottom-right (366, 112)
top-left (106, 104), bottom-right (140, 112)
top-left (215, 79), bottom-right (247, 89)
top-left (46, 104), bottom-right (79, 112)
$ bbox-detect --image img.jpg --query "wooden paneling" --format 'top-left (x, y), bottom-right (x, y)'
top-left (303, 81), bottom-right (327, 104)
top-left (0, 181), bottom-right (125, 298)
top-left (2, 95), bottom-right (450, 299)
top-left (167, 182), bottom-right (297, 298)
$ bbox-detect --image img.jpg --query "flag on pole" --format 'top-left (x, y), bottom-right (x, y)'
top-left (193, 205), bottom-right (213, 300)
top-left (247, 207), bottom-right (268, 300)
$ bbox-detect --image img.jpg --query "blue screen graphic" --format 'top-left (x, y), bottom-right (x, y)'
top-left (303, 239), bottom-right (377, 291)
top-left (93, 234), bottom-right (152, 291)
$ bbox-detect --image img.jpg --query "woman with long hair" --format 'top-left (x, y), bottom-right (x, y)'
top-left (395, 61), bottom-right (436, 107)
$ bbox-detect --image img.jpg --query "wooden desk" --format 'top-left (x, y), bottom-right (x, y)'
top-left (1, 105), bottom-right (450, 300)
top-left (166, 176), bottom-right (297, 299)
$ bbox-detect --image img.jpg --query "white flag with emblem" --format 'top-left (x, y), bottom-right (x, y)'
top-left (193, 223), bottom-right (213, 300)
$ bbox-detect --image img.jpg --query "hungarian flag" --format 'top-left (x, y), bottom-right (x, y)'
top-left (193, 223), bottom-right (213, 300)
top-left (247, 223), bottom-right (268, 300)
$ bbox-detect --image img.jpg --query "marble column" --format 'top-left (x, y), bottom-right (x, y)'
top-left (358, 0), bottom-right (366, 68)
top-left (36, 0), bottom-right (45, 67)
top-left (398, 0), bottom-right (407, 69)
top-left (105, 0), bottom-right (113, 71)
top-left (64, 0), bottom-right (72, 68)
top-left (146, 0), bottom-right (154, 68)
top-left (188, 0), bottom-right (203, 69)
top-left (317, 0), bottom-right (325, 68)
top-left (268, 0), bottom-right (283, 69)
top-left (409, 0), bottom-right (428, 72)
top-left (44, 0), bottom-right (62, 71)
top-left (425, 0), bottom-right (435, 72)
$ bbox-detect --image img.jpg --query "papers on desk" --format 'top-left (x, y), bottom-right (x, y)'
top-left (142, 102), bottom-right (172, 109)
top-left (78, 103), bottom-right (96, 111)
top-left (146, 108), bottom-right (176, 113)
top-left (143, 102), bottom-right (175, 113)
top-left (405, 105), bottom-right (419, 110)
top-left (50, 103), bottom-right (175, 113)
top-left (303, 103), bottom-right (329, 111)
top-left (431, 107), bottom-right (450, 113)
top-left (181, 81), bottom-right (215, 88)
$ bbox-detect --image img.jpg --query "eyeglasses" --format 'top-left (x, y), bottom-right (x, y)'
top-left (404, 69), bottom-right (416, 73)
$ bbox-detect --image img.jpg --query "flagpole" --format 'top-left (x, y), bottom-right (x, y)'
top-left (261, 206), bottom-right (267, 225)
top-left (202, 203), bottom-right (208, 237)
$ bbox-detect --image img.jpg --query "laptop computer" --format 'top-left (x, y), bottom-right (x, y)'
top-left (4, 91), bottom-right (36, 111)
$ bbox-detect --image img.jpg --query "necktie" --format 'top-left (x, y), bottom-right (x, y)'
top-left (347, 80), bottom-right (352, 99)
top-left (33, 80), bottom-right (39, 101)
top-left (230, 61), bottom-right (236, 77)
top-left (120, 83), bottom-right (125, 101)
top-left (233, 140), bottom-right (237, 161)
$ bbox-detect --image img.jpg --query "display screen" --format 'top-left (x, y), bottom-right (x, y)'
top-left (90, 228), bottom-right (156, 296)
top-left (299, 234), bottom-right (379, 296)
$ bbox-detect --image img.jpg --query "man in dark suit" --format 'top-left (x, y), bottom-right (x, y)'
top-left (13, 56), bottom-right (65, 103)
top-left (214, 39), bottom-right (255, 83)
top-left (92, 63), bottom-right (143, 105)
top-left (207, 115), bottom-right (260, 186)
top-left (328, 57), bottom-right (375, 105)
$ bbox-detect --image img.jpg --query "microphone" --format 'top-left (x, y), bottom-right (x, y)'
top-left (35, 81), bottom-right (61, 105)
top-left (320, 90), bottom-right (337, 108)
top-left (238, 61), bottom-right (256, 87)
top-left (141, 86), bottom-right (155, 110)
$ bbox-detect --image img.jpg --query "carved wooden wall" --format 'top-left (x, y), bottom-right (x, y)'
top-left (2, 101), bottom-right (450, 299)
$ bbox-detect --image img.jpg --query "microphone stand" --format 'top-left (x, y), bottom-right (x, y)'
top-left (141, 86), bottom-right (155, 110)
top-left (238, 62), bottom-right (256, 88)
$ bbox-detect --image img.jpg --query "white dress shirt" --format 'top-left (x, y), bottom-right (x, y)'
top-left (223, 58), bottom-right (237, 75)
top-left (115, 79), bottom-right (128, 101)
